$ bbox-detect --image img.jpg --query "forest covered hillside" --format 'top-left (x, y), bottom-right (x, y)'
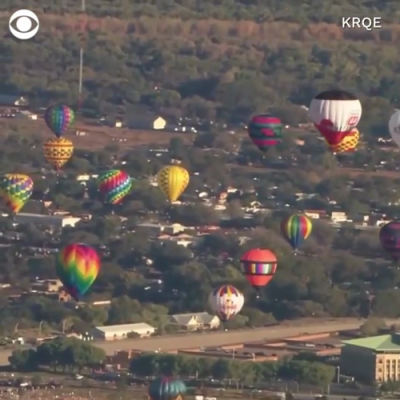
top-left (1, 0), bottom-right (400, 136)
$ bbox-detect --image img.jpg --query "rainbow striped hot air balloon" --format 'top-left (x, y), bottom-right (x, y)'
top-left (56, 243), bottom-right (100, 300)
top-left (280, 214), bottom-right (312, 253)
top-left (247, 114), bottom-right (283, 152)
top-left (44, 105), bottom-right (75, 138)
top-left (0, 173), bottom-right (33, 214)
top-left (97, 170), bottom-right (132, 205)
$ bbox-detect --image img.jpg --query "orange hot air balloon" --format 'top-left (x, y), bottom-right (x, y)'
top-left (240, 248), bottom-right (277, 295)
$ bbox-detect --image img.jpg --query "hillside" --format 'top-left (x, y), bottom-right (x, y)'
top-left (1, 1), bottom-right (399, 136)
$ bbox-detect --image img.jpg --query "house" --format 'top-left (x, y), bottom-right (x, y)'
top-left (170, 312), bottom-right (220, 331)
top-left (330, 211), bottom-right (348, 223)
top-left (304, 209), bottom-right (327, 219)
top-left (16, 110), bottom-right (37, 120)
top-left (127, 114), bottom-right (166, 130)
top-left (32, 279), bottom-right (63, 292)
top-left (15, 213), bottom-right (81, 229)
top-left (0, 95), bottom-right (29, 108)
top-left (90, 323), bottom-right (156, 340)
top-left (137, 222), bottom-right (186, 235)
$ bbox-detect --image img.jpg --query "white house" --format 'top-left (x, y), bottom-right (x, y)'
top-left (170, 312), bottom-right (220, 331)
top-left (90, 323), bottom-right (156, 340)
top-left (15, 213), bottom-right (81, 228)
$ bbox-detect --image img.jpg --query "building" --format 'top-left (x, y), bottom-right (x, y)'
top-left (15, 213), bottom-right (81, 229)
top-left (137, 222), bottom-right (187, 235)
top-left (170, 312), bottom-right (220, 331)
top-left (0, 95), bottom-right (29, 108)
top-left (90, 323), bottom-right (156, 340)
top-left (341, 333), bottom-right (400, 382)
top-left (127, 114), bottom-right (166, 130)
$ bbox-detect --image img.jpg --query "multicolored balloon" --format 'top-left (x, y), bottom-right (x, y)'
top-left (44, 105), bottom-right (75, 138)
top-left (281, 214), bottom-right (312, 253)
top-left (379, 221), bottom-right (400, 262)
top-left (97, 170), bottom-right (132, 205)
top-left (0, 174), bottom-right (33, 214)
top-left (56, 243), bottom-right (100, 300)
top-left (247, 114), bottom-right (283, 152)
top-left (42, 137), bottom-right (74, 170)
top-left (157, 165), bottom-right (189, 202)
top-left (309, 90), bottom-right (362, 146)
top-left (148, 377), bottom-right (186, 400)
top-left (240, 248), bottom-right (277, 294)
top-left (208, 285), bottom-right (244, 322)
top-left (329, 128), bottom-right (360, 153)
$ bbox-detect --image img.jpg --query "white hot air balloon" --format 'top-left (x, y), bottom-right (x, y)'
top-left (309, 90), bottom-right (362, 146)
top-left (389, 110), bottom-right (400, 148)
top-left (208, 285), bottom-right (244, 322)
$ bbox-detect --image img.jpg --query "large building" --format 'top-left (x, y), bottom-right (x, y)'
top-left (90, 323), bottom-right (156, 340)
top-left (341, 333), bottom-right (400, 382)
top-left (15, 213), bottom-right (81, 229)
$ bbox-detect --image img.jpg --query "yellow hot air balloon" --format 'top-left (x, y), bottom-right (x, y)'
top-left (329, 128), bottom-right (359, 153)
top-left (157, 165), bottom-right (189, 202)
top-left (42, 137), bottom-right (74, 170)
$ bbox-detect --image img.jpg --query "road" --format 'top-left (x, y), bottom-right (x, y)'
top-left (1, 317), bottom-right (394, 365)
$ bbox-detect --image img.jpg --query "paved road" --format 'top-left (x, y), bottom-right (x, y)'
top-left (0, 317), bottom-right (393, 365)
top-left (93, 318), bottom-right (366, 355)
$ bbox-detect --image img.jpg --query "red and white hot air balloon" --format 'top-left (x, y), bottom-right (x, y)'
top-left (309, 90), bottom-right (362, 146)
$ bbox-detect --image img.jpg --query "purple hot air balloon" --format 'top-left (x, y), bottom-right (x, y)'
top-left (379, 221), bottom-right (400, 261)
top-left (44, 105), bottom-right (75, 138)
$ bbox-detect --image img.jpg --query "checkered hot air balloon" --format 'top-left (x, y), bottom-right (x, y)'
top-left (309, 90), bottom-right (362, 146)
top-left (56, 243), bottom-right (100, 300)
top-left (329, 128), bottom-right (360, 153)
top-left (44, 105), bottom-right (75, 138)
top-left (0, 174), bottom-right (33, 214)
top-left (208, 285), bottom-right (244, 322)
top-left (156, 165), bottom-right (189, 202)
top-left (247, 114), bottom-right (283, 152)
top-left (42, 137), bottom-right (74, 170)
top-left (97, 169), bottom-right (132, 205)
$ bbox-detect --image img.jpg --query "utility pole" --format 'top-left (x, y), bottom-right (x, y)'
top-left (78, 0), bottom-right (86, 110)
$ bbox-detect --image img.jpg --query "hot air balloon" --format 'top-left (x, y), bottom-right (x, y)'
top-left (309, 90), bottom-right (362, 146)
top-left (148, 377), bottom-right (186, 400)
top-left (0, 174), bottom-right (33, 214)
top-left (56, 243), bottom-right (100, 300)
top-left (42, 137), bottom-right (74, 170)
top-left (208, 285), bottom-right (244, 322)
top-left (97, 170), bottom-right (132, 205)
top-left (389, 110), bottom-right (400, 148)
top-left (329, 128), bottom-right (360, 153)
top-left (44, 105), bottom-right (75, 138)
top-left (157, 165), bottom-right (189, 202)
top-left (240, 248), bottom-right (277, 295)
top-left (281, 214), bottom-right (312, 253)
top-left (379, 221), bottom-right (400, 262)
top-left (247, 114), bottom-right (283, 152)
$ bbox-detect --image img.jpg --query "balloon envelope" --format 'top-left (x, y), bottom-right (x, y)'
top-left (0, 173), bottom-right (33, 214)
top-left (148, 377), bottom-right (186, 400)
top-left (240, 248), bottom-right (277, 288)
top-left (157, 165), bottom-right (189, 202)
top-left (45, 105), bottom-right (75, 138)
top-left (329, 128), bottom-right (359, 153)
top-left (97, 170), bottom-right (132, 204)
top-left (309, 90), bottom-right (362, 146)
top-left (248, 114), bottom-right (282, 152)
top-left (281, 214), bottom-right (312, 251)
top-left (42, 137), bottom-right (74, 170)
top-left (389, 110), bottom-right (400, 148)
top-left (208, 285), bottom-right (244, 322)
top-left (56, 243), bottom-right (100, 300)
top-left (380, 221), bottom-right (400, 261)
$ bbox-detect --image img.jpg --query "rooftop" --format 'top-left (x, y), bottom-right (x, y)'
top-left (342, 334), bottom-right (400, 351)
top-left (94, 323), bottom-right (155, 334)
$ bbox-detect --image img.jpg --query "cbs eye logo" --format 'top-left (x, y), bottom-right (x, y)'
top-left (9, 10), bottom-right (39, 40)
